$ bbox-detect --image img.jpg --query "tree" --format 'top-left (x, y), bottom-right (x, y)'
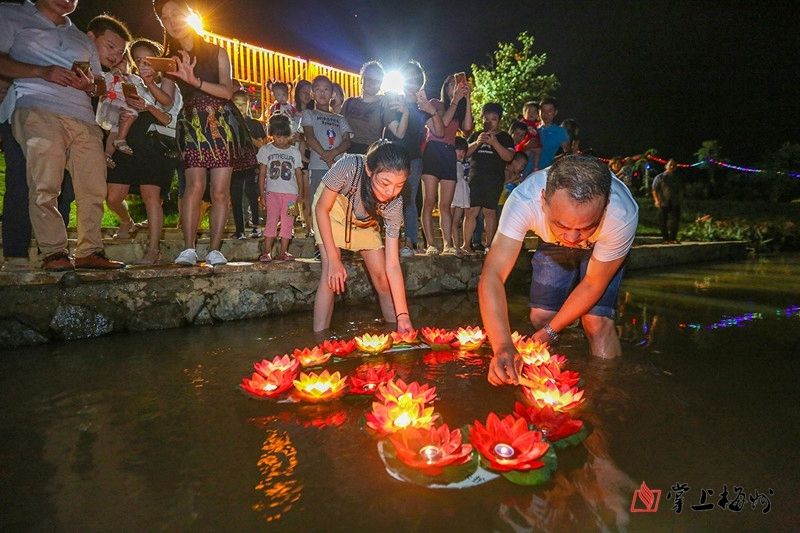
top-left (694, 140), bottom-right (721, 196)
top-left (470, 31), bottom-right (559, 128)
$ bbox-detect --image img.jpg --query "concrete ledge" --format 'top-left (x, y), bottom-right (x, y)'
top-left (0, 255), bottom-right (482, 349)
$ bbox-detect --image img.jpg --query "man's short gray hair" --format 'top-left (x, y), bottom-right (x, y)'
top-left (544, 155), bottom-right (611, 204)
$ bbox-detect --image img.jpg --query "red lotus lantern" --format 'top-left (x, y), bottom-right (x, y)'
top-left (388, 424), bottom-right (474, 476)
top-left (293, 346), bottom-right (332, 367)
top-left (468, 412), bottom-right (550, 472)
top-left (253, 354), bottom-right (300, 378)
top-left (522, 380), bottom-right (585, 412)
top-left (376, 378), bottom-right (437, 405)
top-left (354, 333), bottom-right (394, 354)
top-left (320, 338), bottom-right (357, 357)
top-left (391, 329), bottom-right (420, 345)
top-left (292, 370), bottom-right (347, 402)
top-left (420, 327), bottom-right (456, 350)
top-left (513, 402), bottom-right (586, 446)
top-left (365, 396), bottom-right (438, 436)
top-left (453, 326), bottom-right (486, 351)
top-left (348, 363), bottom-right (396, 395)
top-left (522, 361), bottom-right (581, 388)
top-left (240, 371), bottom-right (294, 400)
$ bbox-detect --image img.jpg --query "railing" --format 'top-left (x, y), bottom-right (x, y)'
top-left (202, 31), bottom-right (361, 120)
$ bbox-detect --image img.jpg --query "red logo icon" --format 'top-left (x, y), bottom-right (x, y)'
top-left (631, 481), bottom-right (661, 513)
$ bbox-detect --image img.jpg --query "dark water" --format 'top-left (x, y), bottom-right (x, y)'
top-left (2, 255), bottom-right (799, 532)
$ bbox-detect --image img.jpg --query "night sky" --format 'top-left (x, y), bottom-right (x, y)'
top-left (68, 0), bottom-right (799, 164)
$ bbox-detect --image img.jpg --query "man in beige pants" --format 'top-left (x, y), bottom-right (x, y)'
top-left (0, 0), bottom-right (124, 271)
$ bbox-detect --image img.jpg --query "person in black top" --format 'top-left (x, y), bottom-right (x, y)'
top-left (231, 89), bottom-right (267, 238)
top-left (462, 102), bottom-right (515, 255)
top-left (154, 0), bottom-right (256, 267)
top-left (651, 159), bottom-right (684, 243)
top-left (383, 60), bottom-right (443, 256)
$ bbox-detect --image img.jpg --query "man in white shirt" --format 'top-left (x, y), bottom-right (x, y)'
top-left (478, 155), bottom-right (639, 385)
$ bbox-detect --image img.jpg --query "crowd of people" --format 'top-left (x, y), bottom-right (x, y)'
top-left (2, 0), bottom-right (663, 366)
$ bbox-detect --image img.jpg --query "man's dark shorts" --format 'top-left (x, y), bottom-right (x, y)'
top-left (529, 241), bottom-right (626, 319)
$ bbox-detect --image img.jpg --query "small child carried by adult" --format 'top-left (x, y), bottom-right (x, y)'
top-left (96, 55), bottom-right (149, 167)
top-left (258, 114), bottom-right (304, 262)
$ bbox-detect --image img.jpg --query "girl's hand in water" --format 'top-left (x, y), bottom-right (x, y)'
top-left (327, 258), bottom-right (347, 294)
top-left (396, 314), bottom-right (413, 333)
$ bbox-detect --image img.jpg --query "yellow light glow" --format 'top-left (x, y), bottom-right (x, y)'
top-left (187, 10), bottom-right (204, 34)
top-left (381, 70), bottom-right (405, 95)
top-left (393, 412), bottom-right (412, 428)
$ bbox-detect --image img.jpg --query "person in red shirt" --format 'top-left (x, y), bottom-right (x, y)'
top-left (515, 101), bottom-right (541, 171)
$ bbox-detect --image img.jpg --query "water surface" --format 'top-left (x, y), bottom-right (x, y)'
top-left (2, 255), bottom-right (799, 531)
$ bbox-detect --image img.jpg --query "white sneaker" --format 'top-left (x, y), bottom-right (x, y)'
top-left (400, 247), bottom-right (415, 258)
top-left (206, 249), bottom-right (228, 266)
top-left (1, 257), bottom-right (32, 271)
top-left (174, 248), bottom-right (198, 266)
top-left (425, 246), bottom-right (440, 256)
top-left (440, 245), bottom-right (457, 256)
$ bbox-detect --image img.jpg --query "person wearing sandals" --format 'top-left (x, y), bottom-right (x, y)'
top-left (154, 0), bottom-right (256, 267)
top-left (312, 141), bottom-right (414, 333)
top-left (257, 115), bottom-right (302, 262)
top-left (106, 38), bottom-right (183, 265)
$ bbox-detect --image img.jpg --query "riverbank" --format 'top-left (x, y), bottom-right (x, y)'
top-left (1, 240), bottom-right (747, 348)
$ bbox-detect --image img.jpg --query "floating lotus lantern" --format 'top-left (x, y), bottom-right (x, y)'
top-left (522, 361), bottom-right (581, 388)
top-left (320, 338), bottom-right (357, 357)
top-left (292, 370), bottom-right (347, 402)
top-left (253, 354), bottom-right (300, 378)
top-left (365, 395), bottom-right (438, 435)
top-left (240, 371), bottom-right (295, 400)
top-left (469, 413), bottom-right (551, 473)
top-left (293, 346), bottom-right (333, 367)
top-left (453, 326), bottom-right (486, 351)
top-left (513, 335), bottom-right (552, 365)
top-left (513, 402), bottom-right (587, 447)
top-left (348, 363), bottom-right (396, 395)
top-left (522, 380), bottom-right (585, 412)
top-left (387, 424), bottom-right (474, 476)
top-left (376, 378), bottom-right (437, 405)
top-left (391, 329), bottom-right (420, 345)
top-left (420, 327), bottom-right (456, 350)
top-left (354, 333), bottom-right (394, 354)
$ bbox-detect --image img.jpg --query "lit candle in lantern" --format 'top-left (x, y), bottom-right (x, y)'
top-left (354, 333), bottom-right (394, 354)
top-left (293, 370), bottom-right (347, 402)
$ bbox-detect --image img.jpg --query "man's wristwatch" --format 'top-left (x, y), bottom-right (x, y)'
top-left (543, 323), bottom-right (559, 343)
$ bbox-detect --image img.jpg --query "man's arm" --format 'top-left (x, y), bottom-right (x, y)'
top-left (0, 52), bottom-right (82, 87)
top-left (479, 233), bottom-right (525, 385)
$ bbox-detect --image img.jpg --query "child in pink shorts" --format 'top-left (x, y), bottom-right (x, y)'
top-left (257, 114), bottom-right (303, 261)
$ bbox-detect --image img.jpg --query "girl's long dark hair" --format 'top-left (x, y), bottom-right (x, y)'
top-left (360, 140), bottom-right (410, 222)
top-left (441, 75), bottom-right (466, 127)
top-left (152, 0), bottom-right (198, 56)
top-left (294, 79), bottom-right (314, 111)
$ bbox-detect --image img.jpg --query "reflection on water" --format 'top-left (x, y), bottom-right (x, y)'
top-left (1, 255), bottom-right (799, 530)
top-left (250, 429), bottom-right (302, 523)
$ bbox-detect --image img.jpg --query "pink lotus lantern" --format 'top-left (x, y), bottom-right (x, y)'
top-left (354, 333), bottom-right (394, 354)
top-left (388, 424), bottom-right (474, 476)
top-left (320, 338), bottom-right (357, 357)
top-left (391, 329), bottom-right (420, 345)
top-left (522, 380), bottom-right (585, 412)
top-left (365, 395), bottom-right (438, 436)
top-left (376, 378), bottom-right (437, 405)
top-left (293, 346), bottom-right (333, 367)
top-left (292, 370), bottom-right (347, 402)
top-left (453, 326), bottom-right (486, 351)
top-left (468, 412), bottom-right (550, 472)
top-left (420, 327), bottom-right (456, 350)
top-left (253, 354), bottom-right (300, 378)
top-left (348, 363), bottom-right (396, 395)
top-left (240, 371), bottom-right (295, 400)
top-left (522, 361), bottom-right (581, 388)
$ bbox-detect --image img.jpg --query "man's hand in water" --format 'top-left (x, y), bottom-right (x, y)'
top-left (488, 346), bottom-right (522, 386)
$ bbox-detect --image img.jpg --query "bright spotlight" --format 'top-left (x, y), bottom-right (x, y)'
top-left (381, 70), bottom-right (405, 95)
top-left (187, 9), bottom-right (204, 34)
